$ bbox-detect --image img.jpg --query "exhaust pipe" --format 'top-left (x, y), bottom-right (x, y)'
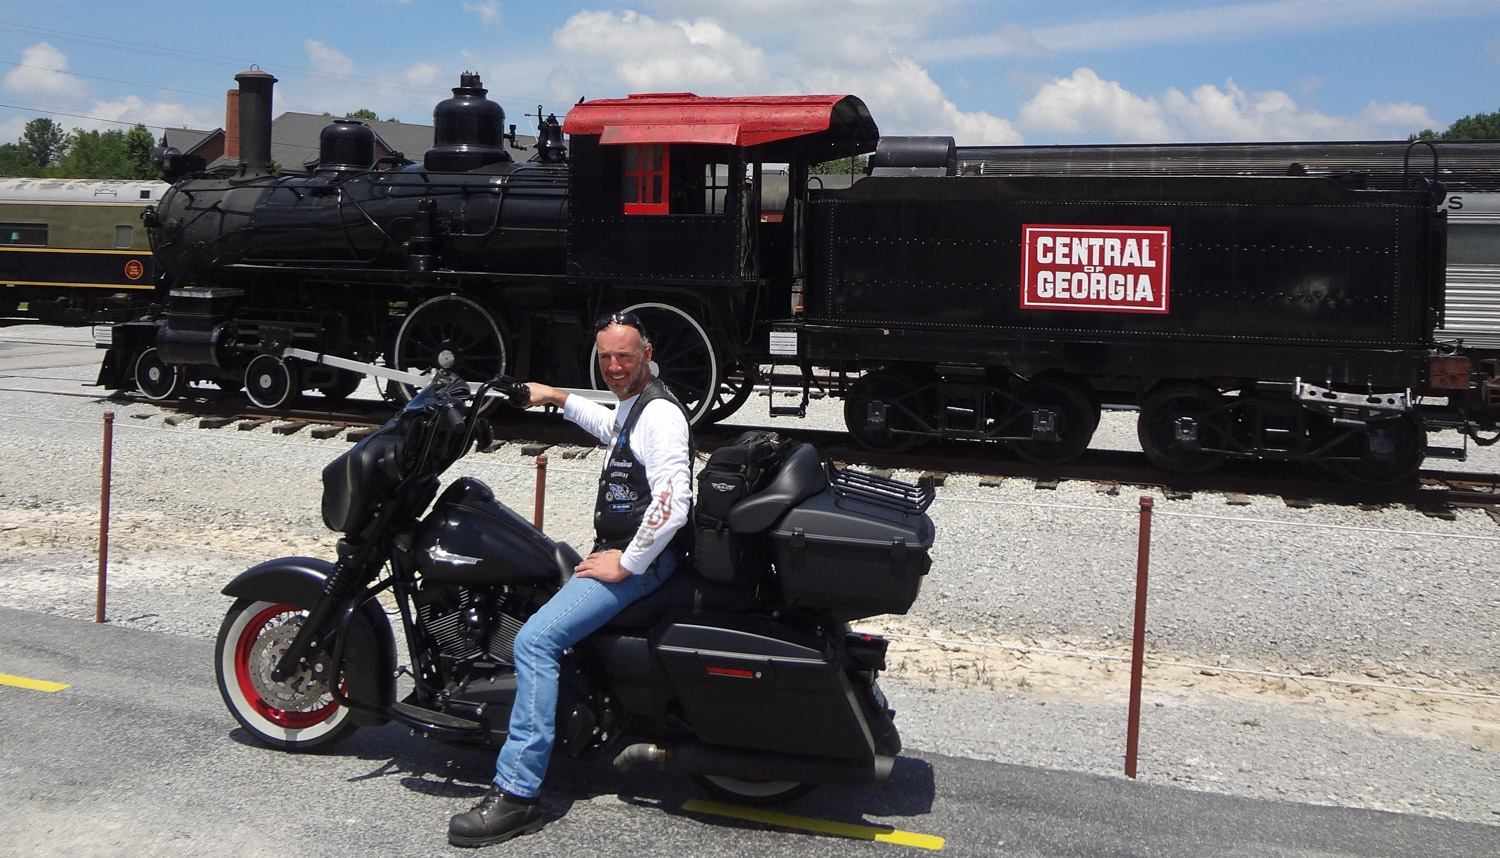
top-left (614, 742), bottom-right (895, 787)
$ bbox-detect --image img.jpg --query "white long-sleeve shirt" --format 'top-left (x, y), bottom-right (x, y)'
top-left (563, 390), bottom-right (693, 574)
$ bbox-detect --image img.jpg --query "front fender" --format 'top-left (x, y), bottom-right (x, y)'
top-left (222, 556), bottom-right (396, 727)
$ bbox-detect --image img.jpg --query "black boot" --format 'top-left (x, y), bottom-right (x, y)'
top-left (448, 785), bottom-right (545, 848)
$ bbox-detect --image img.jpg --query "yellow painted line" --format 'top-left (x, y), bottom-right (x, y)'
top-left (3, 280), bottom-right (153, 291)
top-left (682, 800), bottom-right (944, 850)
top-left (0, 247), bottom-right (146, 255)
top-left (0, 672), bottom-right (70, 693)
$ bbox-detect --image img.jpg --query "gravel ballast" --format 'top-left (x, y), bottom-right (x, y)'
top-left (1, 325), bottom-right (1496, 826)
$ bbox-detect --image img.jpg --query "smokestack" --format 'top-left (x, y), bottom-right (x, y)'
top-left (233, 68), bottom-right (277, 174)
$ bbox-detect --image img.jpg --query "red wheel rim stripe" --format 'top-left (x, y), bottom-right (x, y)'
top-left (234, 604), bottom-right (340, 730)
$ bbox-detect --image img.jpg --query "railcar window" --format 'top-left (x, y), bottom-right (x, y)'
top-left (704, 163), bottom-right (730, 214)
top-left (1448, 222), bottom-right (1500, 267)
top-left (115, 225), bottom-right (132, 249)
top-left (623, 144), bottom-right (669, 215)
top-left (0, 222), bottom-right (47, 246)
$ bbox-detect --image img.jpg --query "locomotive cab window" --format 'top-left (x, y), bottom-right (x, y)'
top-left (623, 144), bottom-right (669, 215)
top-left (0, 222), bottom-right (47, 246)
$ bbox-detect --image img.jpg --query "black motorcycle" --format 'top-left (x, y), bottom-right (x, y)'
top-left (212, 372), bottom-right (934, 804)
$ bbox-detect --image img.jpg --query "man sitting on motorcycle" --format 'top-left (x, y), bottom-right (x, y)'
top-left (448, 311), bottom-right (694, 848)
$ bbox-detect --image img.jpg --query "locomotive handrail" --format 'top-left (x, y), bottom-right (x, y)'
top-left (1403, 139), bottom-right (1441, 192)
top-left (277, 347), bottom-right (618, 407)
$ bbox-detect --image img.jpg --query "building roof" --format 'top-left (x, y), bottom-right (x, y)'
top-left (271, 112), bottom-right (539, 172)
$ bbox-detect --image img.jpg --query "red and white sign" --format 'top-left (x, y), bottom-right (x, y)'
top-left (1020, 225), bottom-right (1171, 314)
top-left (124, 259), bottom-right (144, 281)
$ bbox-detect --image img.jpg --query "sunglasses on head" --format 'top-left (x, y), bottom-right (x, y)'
top-left (593, 312), bottom-right (644, 334)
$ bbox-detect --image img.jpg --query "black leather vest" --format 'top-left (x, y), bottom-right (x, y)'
top-left (593, 378), bottom-right (687, 551)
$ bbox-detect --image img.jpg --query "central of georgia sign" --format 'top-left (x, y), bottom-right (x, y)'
top-left (1020, 225), bottom-right (1172, 314)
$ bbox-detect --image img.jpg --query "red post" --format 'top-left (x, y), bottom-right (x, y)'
top-left (1125, 494), bottom-right (1154, 778)
top-left (533, 454), bottom-right (548, 530)
top-left (96, 412), bottom-right (115, 623)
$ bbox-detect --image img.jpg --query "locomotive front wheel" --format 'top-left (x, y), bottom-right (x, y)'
top-left (1137, 383), bottom-right (1230, 474)
top-left (214, 597), bottom-right (355, 751)
top-left (391, 295), bottom-right (507, 402)
top-left (134, 348), bottom-right (183, 401)
top-left (844, 371), bottom-right (927, 453)
top-left (244, 354), bottom-right (300, 410)
top-left (1328, 413), bottom-right (1424, 486)
top-left (590, 302), bottom-right (718, 425)
top-left (1008, 379), bottom-right (1097, 464)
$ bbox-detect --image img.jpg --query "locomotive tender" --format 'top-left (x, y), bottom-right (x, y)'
top-left (99, 69), bottom-right (1500, 483)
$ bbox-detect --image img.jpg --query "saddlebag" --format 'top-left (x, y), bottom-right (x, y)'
top-left (693, 431), bottom-right (801, 587)
top-left (653, 614), bottom-right (876, 760)
top-left (769, 466), bottom-right (935, 621)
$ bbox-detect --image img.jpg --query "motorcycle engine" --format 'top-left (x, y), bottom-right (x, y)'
top-left (414, 584), bottom-right (526, 664)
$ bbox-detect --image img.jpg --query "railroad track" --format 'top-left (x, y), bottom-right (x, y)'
top-left (135, 392), bottom-right (1500, 520)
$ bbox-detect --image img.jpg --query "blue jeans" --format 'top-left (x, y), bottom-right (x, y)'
top-left (493, 550), bottom-right (677, 798)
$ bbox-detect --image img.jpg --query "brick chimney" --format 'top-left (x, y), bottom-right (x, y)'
top-left (224, 88), bottom-right (240, 160)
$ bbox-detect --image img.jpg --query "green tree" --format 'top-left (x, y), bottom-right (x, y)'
top-left (19, 117), bottom-right (67, 169)
top-left (0, 142), bottom-right (33, 176)
top-left (344, 108), bottom-right (379, 121)
top-left (54, 128), bottom-right (133, 178)
top-left (123, 124), bottom-right (159, 179)
top-left (810, 155), bottom-right (868, 175)
top-left (1413, 108), bottom-right (1500, 140)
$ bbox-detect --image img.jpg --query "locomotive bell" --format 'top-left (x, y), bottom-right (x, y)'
top-left (424, 71), bottom-right (511, 172)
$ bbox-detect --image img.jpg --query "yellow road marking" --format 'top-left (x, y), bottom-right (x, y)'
top-left (682, 800), bottom-right (945, 850)
top-left (0, 672), bottom-right (70, 693)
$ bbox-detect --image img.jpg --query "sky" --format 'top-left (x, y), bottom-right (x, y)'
top-left (0, 1), bottom-right (1497, 149)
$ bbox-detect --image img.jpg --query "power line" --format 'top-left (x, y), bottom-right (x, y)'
top-left (0, 20), bottom-right (558, 107)
top-left (0, 100), bottom-right (181, 132)
top-left (0, 59), bottom-right (222, 101)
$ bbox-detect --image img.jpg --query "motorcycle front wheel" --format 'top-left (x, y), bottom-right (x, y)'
top-left (214, 597), bottom-right (356, 751)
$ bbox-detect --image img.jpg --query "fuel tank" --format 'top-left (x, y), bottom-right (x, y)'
top-left (413, 477), bottom-right (571, 586)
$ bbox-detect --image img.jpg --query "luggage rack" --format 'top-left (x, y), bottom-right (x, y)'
top-left (827, 463), bottom-right (936, 515)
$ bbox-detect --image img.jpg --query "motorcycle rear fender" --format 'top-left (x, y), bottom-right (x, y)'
top-left (221, 556), bottom-right (396, 727)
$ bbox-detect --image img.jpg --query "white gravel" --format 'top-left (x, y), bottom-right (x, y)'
top-left (1, 325), bottom-right (1497, 827)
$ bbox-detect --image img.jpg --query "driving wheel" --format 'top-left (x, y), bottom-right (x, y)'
top-left (590, 301), bottom-right (718, 425)
top-left (391, 294), bottom-right (507, 402)
top-left (699, 359), bottom-right (760, 425)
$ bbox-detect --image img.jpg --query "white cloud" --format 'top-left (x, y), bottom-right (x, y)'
top-left (305, 40), bottom-right (356, 77)
top-left (1017, 68), bottom-right (1439, 142)
top-left (550, 10), bottom-right (1015, 143)
top-left (554, 10), bottom-right (771, 95)
top-left (1019, 69), bottom-right (1173, 141)
top-left (84, 94), bottom-right (218, 135)
top-left (462, 1), bottom-right (502, 28)
top-left (3, 42), bottom-right (87, 101)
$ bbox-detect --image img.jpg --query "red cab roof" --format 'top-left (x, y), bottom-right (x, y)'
top-left (563, 92), bottom-right (878, 153)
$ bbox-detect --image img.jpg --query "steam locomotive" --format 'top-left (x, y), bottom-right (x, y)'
top-left (97, 69), bottom-right (1500, 484)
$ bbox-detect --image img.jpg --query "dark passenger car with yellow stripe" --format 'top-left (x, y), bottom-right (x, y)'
top-left (0, 177), bottom-right (166, 325)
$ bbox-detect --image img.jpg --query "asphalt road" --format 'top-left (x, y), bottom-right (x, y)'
top-left (1, 606), bottom-right (1496, 858)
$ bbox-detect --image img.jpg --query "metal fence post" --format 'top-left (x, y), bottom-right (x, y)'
top-left (1125, 494), bottom-right (1154, 778)
top-left (96, 412), bottom-right (115, 623)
